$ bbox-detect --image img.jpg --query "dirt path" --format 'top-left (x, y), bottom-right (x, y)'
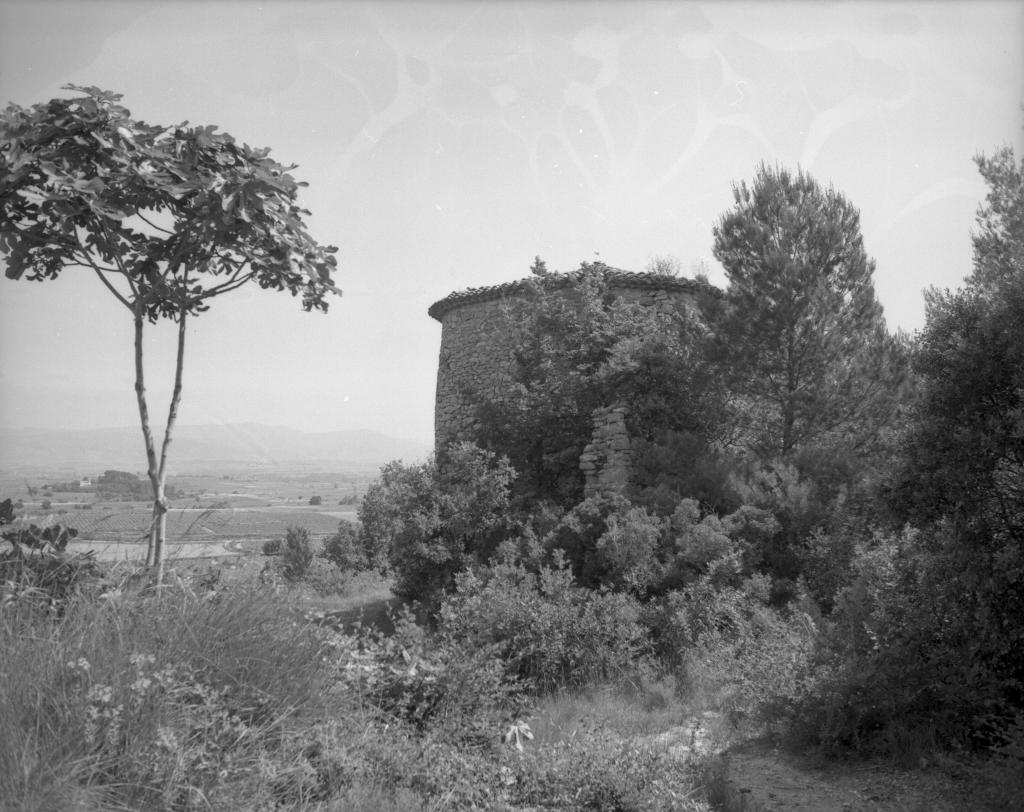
top-left (720, 739), bottom-right (990, 812)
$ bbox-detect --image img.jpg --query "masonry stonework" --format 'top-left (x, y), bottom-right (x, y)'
top-left (579, 405), bottom-right (633, 498)
top-left (428, 270), bottom-right (714, 496)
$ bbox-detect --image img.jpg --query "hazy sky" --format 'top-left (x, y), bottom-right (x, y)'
top-left (0, 1), bottom-right (1021, 446)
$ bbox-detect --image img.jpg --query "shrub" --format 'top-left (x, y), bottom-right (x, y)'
top-left (300, 557), bottom-right (349, 595)
top-left (321, 604), bottom-right (526, 733)
top-left (545, 494), bottom-right (665, 595)
top-left (643, 570), bottom-right (819, 732)
top-left (544, 493), bottom-right (779, 598)
top-left (261, 537), bottom-right (282, 556)
top-left (438, 556), bottom-right (651, 694)
top-left (719, 503), bottom-right (781, 573)
top-left (322, 520), bottom-right (370, 572)
top-left (654, 499), bottom-right (744, 593)
top-left (0, 503), bottom-right (101, 613)
top-left (360, 442), bottom-right (515, 608)
top-left (281, 526), bottom-right (314, 581)
top-left (980, 712), bottom-right (1024, 809)
top-left (630, 429), bottom-right (741, 516)
top-left (791, 525), bottom-right (1020, 758)
top-left (507, 736), bottom-right (704, 811)
top-left (729, 459), bottom-right (832, 585)
top-left (0, 548), bottom-right (102, 615)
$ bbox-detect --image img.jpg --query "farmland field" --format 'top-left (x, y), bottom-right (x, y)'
top-left (60, 506), bottom-right (354, 544)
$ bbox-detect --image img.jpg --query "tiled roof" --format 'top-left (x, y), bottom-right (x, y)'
top-left (428, 268), bottom-right (720, 321)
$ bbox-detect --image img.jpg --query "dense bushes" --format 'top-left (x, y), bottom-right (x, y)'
top-left (784, 149), bottom-right (1024, 758)
top-left (438, 556), bottom-right (650, 693)
top-left (544, 494), bottom-right (664, 594)
top-left (358, 442), bottom-right (515, 607)
top-left (321, 520), bottom-right (366, 571)
top-left (786, 524), bottom-right (1022, 759)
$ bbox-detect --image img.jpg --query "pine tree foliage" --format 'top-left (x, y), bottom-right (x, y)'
top-left (712, 164), bottom-right (905, 460)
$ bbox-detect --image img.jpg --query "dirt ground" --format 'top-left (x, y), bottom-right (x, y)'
top-left (719, 738), bottom-right (1012, 812)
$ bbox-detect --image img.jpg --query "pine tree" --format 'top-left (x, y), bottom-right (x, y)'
top-left (712, 163), bottom-right (904, 460)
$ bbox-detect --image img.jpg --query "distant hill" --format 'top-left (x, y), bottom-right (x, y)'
top-left (0, 424), bottom-right (432, 473)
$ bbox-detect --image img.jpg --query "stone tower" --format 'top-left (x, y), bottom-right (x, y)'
top-left (428, 268), bottom-right (715, 495)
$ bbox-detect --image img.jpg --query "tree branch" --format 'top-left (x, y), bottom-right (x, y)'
top-left (158, 303), bottom-right (188, 484)
top-left (199, 269), bottom-right (256, 300)
top-left (91, 266), bottom-right (133, 311)
top-left (65, 259), bottom-right (121, 274)
top-left (135, 210), bottom-right (175, 236)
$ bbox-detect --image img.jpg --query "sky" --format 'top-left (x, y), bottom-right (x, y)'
top-left (0, 0), bottom-right (1021, 447)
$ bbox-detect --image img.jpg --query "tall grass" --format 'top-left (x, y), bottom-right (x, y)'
top-left (0, 583), bottom-right (325, 810)
top-left (1, 559), bottom-right (747, 811)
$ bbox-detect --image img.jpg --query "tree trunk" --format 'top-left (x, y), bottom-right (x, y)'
top-left (133, 307), bottom-right (163, 572)
top-left (133, 303), bottom-right (188, 586)
top-left (153, 308), bottom-right (188, 586)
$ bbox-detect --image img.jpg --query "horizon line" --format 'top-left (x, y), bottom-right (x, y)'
top-left (0, 422), bottom-right (433, 441)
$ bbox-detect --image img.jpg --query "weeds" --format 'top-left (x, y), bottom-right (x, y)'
top-left (1, 564), bottom-right (731, 810)
top-left (0, 581), bottom-right (323, 810)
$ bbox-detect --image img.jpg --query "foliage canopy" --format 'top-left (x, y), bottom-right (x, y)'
top-left (0, 86), bottom-right (341, 581)
top-left (0, 84), bottom-right (339, 316)
top-left (712, 163), bottom-right (905, 459)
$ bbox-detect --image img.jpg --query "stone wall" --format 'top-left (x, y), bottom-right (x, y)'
top-left (428, 270), bottom-right (717, 494)
top-left (580, 405), bottom-right (633, 498)
top-left (430, 294), bottom-right (520, 451)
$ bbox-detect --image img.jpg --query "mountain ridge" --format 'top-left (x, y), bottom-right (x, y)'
top-left (0, 423), bottom-right (433, 472)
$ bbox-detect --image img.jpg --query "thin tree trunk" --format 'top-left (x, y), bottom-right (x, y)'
top-left (152, 307), bottom-right (188, 586)
top-left (133, 306), bottom-right (164, 575)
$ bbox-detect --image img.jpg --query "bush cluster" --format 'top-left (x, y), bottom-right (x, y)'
top-left (1, 499), bottom-right (102, 613)
top-left (439, 556), bottom-right (650, 694)
top-left (357, 442), bottom-right (515, 608)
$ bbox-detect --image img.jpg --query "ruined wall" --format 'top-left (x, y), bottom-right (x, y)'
top-left (579, 405), bottom-right (633, 498)
top-left (429, 270), bottom-right (715, 493)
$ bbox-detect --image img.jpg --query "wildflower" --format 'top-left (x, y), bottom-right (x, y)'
top-left (502, 720), bottom-right (534, 752)
top-left (87, 684), bottom-right (114, 705)
top-left (129, 652), bottom-right (156, 669)
top-left (156, 726), bottom-right (179, 752)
